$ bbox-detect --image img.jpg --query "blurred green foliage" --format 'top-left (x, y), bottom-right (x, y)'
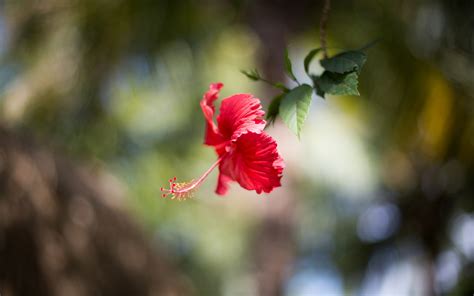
top-left (1, 0), bottom-right (473, 295)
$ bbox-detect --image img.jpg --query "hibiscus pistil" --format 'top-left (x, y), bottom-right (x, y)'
top-left (160, 157), bottom-right (223, 200)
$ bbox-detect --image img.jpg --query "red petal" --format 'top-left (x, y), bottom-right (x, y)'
top-left (217, 94), bottom-right (266, 142)
top-left (215, 172), bottom-right (232, 195)
top-left (200, 83), bottom-right (225, 146)
top-left (220, 132), bottom-right (284, 194)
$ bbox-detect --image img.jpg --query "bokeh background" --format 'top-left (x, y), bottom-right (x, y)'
top-left (0, 0), bottom-right (473, 295)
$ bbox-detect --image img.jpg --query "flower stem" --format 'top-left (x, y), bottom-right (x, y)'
top-left (320, 0), bottom-right (331, 58)
top-left (185, 156), bottom-right (223, 192)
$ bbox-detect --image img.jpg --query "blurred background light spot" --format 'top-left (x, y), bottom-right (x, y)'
top-left (417, 73), bottom-right (454, 160)
top-left (108, 44), bottom-right (195, 142)
top-left (362, 245), bottom-right (429, 296)
top-left (377, 259), bottom-right (428, 296)
top-left (451, 213), bottom-right (474, 261)
top-left (409, 3), bottom-right (445, 58)
top-left (360, 246), bottom-right (399, 295)
top-left (357, 202), bottom-right (400, 243)
top-left (381, 150), bottom-right (416, 191)
top-left (285, 266), bottom-right (343, 296)
top-left (435, 250), bottom-right (461, 294)
top-left (300, 102), bottom-right (377, 200)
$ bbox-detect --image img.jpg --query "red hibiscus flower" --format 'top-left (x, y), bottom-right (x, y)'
top-left (161, 83), bottom-right (284, 200)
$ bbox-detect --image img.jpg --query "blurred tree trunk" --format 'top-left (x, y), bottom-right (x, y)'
top-left (0, 128), bottom-right (189, 296)
top-left (245, 1), bottom-right (317, 294)
top-left (253, 193), bottom-right (296, 296)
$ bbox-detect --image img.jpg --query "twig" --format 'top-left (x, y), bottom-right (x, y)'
top-left (320, 0), bottom-right (331, 58)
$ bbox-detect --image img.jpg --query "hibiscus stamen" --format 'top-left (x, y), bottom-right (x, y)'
top-left (160, 157), bottom-right (223, 201)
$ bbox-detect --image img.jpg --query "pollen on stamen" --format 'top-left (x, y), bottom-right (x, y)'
top-left (160, 176), bottom-right (198, 201)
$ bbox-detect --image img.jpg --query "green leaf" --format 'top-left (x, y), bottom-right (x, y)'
top-left (266, 94), bottom-right (283, 126)
top-left (320, 50), bottom-right (367, 74)
top-left (279, 84), bottom-right (313, 137)
top-left (303, 48), bottom-right (322, 75)
top-left (241, 69), bottom-right (261, 81)
top-left (310, 74), bottom-right (325, 98)
top-left (284, 48), bottom-right (298, 84)
top-left (314, 71), bottom-right (360, 96)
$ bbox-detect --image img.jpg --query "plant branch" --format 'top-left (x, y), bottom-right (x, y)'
top-left (260, 78), bottom-right (289, 92)
top-left (320, 0), bottom-right (331, 58)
